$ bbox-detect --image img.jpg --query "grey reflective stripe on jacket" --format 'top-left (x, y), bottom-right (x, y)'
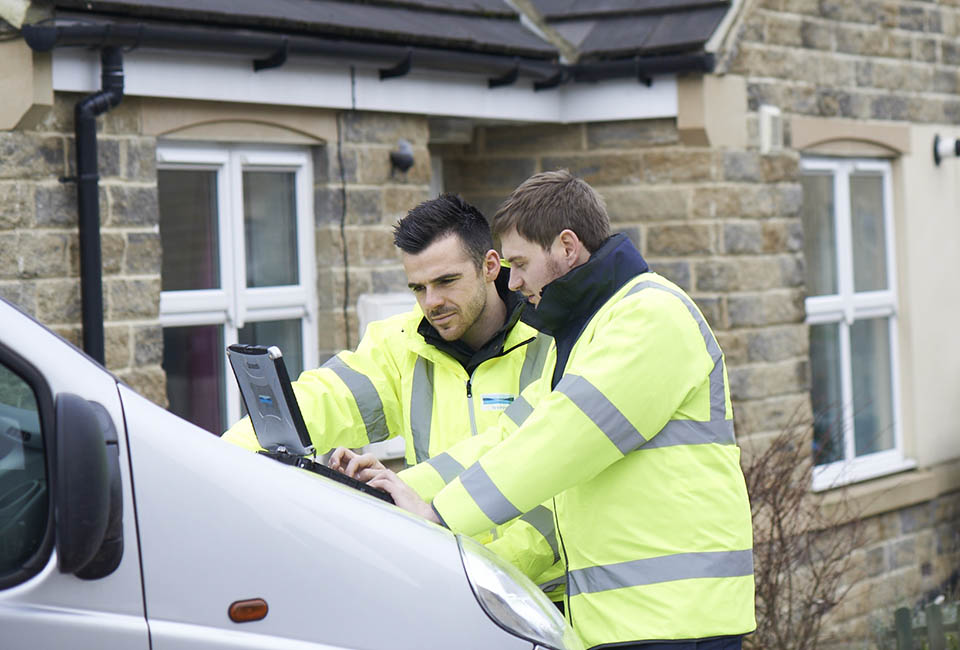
top-left (504, 394), bottom-right (534, 428)
top-left (518, 333), bottom-right (553, 393)
top-left (410, 357), bottom-right (434, 463)
top-left (567, 549), bottom-right (754, 596)
top-left (520, 505), bottom-right (560, 563)
top-left (424, 452), bottom-right (464, 484)
top-left (459, 463), bottom-right (522, 525)
top-left (552, 280), bottom-right (735, 456)
top-left (322, 355), bottom-right (389, 444)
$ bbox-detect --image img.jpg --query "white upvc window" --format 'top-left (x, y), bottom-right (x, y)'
top-left (157, 143), bottom-right (317, 434)
top-left (800, 157), bottom-right (913, 491)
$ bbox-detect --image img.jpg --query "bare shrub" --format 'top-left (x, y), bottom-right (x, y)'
top-left (742, 416), bottom-right (866, 650)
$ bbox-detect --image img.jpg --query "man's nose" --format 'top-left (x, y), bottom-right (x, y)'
top-left (507, 269), bottom-right (522, 292)
top-left (424, 286), bottom-right (444, 310)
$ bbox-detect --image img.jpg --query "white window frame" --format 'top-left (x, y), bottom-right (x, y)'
top-left (157, 142), bottom-right (318, 425)
top-left (801, 157), bottom-right (914, 491)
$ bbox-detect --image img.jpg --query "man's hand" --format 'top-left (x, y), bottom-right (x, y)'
top-left (329, 447), bottom-right (386, 482)
top-left (368, 469), bottom-right (440, 525)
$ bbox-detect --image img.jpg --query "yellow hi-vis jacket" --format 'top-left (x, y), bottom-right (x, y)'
top-left (421, 236), bottom-right (756, 648)
top-left (221, 302), bottom-right (564, 596)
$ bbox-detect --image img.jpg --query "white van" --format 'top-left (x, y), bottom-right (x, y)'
top-left (0, 297), bottom-right (583, 650)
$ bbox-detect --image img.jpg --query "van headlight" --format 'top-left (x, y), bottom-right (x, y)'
top-left (457, 534), bottom-right (583, 650)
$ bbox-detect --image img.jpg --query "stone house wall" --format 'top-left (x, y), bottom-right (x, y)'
top-left (0, 92), bottom-right (166, 406)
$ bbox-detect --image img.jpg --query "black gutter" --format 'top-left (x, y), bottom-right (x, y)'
top-left (22, 18), bottom-right (715, 89)
top-left (73, 47), bottom-right (124, 365)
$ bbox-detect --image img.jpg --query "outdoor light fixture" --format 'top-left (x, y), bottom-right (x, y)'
top-left (390, 139), bottom-right (414, 176)
top-left (933, 134), bottom-right (960, 166)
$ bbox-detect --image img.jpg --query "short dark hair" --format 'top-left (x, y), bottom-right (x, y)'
top-left (393, 193), bottom-right (493, 269)
top-left (492, 169), bottom-right (610, 253)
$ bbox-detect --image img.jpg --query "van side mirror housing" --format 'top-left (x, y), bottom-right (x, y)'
top-left (55, 393), bottom-right (123, 578)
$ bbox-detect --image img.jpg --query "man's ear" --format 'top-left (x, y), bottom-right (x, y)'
top-left (482, 249), bottom-right (501, 282)
top-left (556, 229), bottom-right (584, 268)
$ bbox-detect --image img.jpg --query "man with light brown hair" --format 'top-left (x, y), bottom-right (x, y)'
top-left (338, 170), bottom-right (756, 650)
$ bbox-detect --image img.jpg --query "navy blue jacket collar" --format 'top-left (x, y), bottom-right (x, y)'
top-left (524, 233), bottom-right (649, 337)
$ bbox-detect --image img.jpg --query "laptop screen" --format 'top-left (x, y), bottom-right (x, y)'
top-left (226, 344), bottom-right (314, 456)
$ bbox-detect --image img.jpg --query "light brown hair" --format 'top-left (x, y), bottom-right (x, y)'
top-left (492, 169), bottom-right (611, 252)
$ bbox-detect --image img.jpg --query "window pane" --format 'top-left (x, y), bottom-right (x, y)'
top-left (0, 363), bottom-right (47, 575)
top-left (800, 172), bottom-right (838, 296)
top-left (851, 317), bottom-right (894, 457)
top-left (163, 325), bottom-right (225, 434)
top-left (159, 169), bottom-right (220, 291)
top-left (810, 322), bottom-right (843, 466)
top-left (850, 173), bottom-right (888, 292)
top-left (238, 319), bottom-right (304, 380)
top-left (244, 171), bottom-right (298, 288)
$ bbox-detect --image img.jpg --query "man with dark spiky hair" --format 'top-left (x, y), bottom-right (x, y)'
top-left (224, 193), bottom-right (563, 600)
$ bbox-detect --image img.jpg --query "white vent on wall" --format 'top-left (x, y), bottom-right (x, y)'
top-left (759, 104), bottom-right (783, 154)
top-left (356, 292), bottom-right (416, 460)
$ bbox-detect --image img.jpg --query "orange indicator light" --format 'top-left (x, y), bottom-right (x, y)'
top-left (228, 598), bottom-right (268, 623)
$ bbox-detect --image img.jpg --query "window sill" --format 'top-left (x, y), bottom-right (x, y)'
top-left (817, 456), bottom-right (960, 522)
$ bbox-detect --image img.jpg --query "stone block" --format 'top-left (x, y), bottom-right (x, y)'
top-left (716, 331), bottom-right (746, 365)
top-left (125, 231), bottom-right (162, 275)
top-left (382, 186), bottom-right (431, 223)
top-left (727, 289), bottom-right (806, 327)
top-left (647, 258), bottom-right (693, 291)
top-left (933, 67), bottom-right (959, 94)
top-left (65, 137), bottom-right (120, 179)
top-left (692, 186), bottom-right (740, 219)
top-left (933, 492), bottom-right (959, 524)
top-left (865, 545), bottom-right (886, 577)
top-left (355, 145), bottom-right (431, 185)
top-left (107, 278), bottom-right (160, 320)
top-left (695, 256), bottom-right (798, 292)
top-left (345, 188), bottom-right (382, 226)
top-left (647, 224), bottom-right (715, 256)
top-left (816, 89), bottom-right (859, 119)
top-left (0, 182), bottom-right (34, 229)
top-left (761, 154), bottom-right (800, 183)
top-left (731, 393), bottom-right (812, 437)
top-left (0, 234), bottom-right (18, 279)
top-left (935, 521), bottom-right (960, 554)
top-left (727, 358), bottom-right (809, 400)
top-left (315, 145), bottom-right (358, 184)
top-left (481, 123), bottom-right (583, 155)
top-left (100, 97), bottom-right (143, 136)
top-left (361, 229), bottom-right (402, 264)
top-left (815, 54), bottom-right (856, 87)
top-left (36, 278), bottom-right (82, 324)
top-left (745, 324), bottom-right (808, 363)
top-left (333, 268), bottom-right (373, 308)
top-left (900, 502), bottom-right (934, 534)
top-left (371, 267), bottom-right (409, 293)
top-left (0, 281), bottom-right (37, 316)
top-left (724, 220), bottom-right (804, 255)
top-left (641, 149), bottom-right (717, 184)
top-left (871, 95), bottom-right (909, 121)
top-left (117, 366), bottom-right (168, 409)
top-left (35, 182), bottom-right (78, 227)
top-left (134, 324), bottom-right (164, 366)
top-left (69, 232), bottom-right (124, 277)
top-left (316, 225), bottom-right (344, 264)
top-left (781, 0), bottom-right (820, 15)
top-left (315, 185), bottom-right (344, 226)
top-left (801, 19), bottom-right (833, 50)
top-left (942, 40), bottom-right (960, 66)
top-left (107, 185), bottom-right (159, 227)
top-left (746, 81), bottom-right (782, 112)
top-left (125, 137), bottom-right (157, 182)
top-left (736, 185), bottom-right (779, 219)
top-left (342, 112), bottom-right (429, 146)
top-left (723, 151), bottom-right (762, 183)
top-left (541, 153), bottom-right (644, 186)
top-left (914, 36), bottom-right (938, 63)
top-left (0, 134), bottom-right (65, 180)
top-left (693, 295), bottom-right (724, 330)
top-left (899, 6), bottom-right (926, 31)
top-left (603, 186), bottom-right (690, 222)
top-left (778, 184), bottom-right (804, 217)
top-left (443, 158), bottom-right (537, 192)
top-left (51, 325), bottom-right (81, 348)
top-left (586, 119), bottom-right (678, 149)
top-left (766, 13), bottom-right (804, 46)
top-left (891, 538), bottom-right (916, 569)
top-left (649, 260), bottom-right (691, 291)
top-left (19, 232), bottom-right (70, 279)
top-left (618, 225), bottom-right (641, 251)
top-left (105, 324), bottom-right (131, 370)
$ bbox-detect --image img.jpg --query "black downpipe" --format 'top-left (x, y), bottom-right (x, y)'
top-left (74, 47), bottom-right (124, 365)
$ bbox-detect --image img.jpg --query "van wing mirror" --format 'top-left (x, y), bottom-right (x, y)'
top-left (54, 393), bottom-right (123, 578)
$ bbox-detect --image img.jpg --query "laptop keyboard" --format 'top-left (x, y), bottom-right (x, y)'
top-left (259, 450), bottom-right (395, 505)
